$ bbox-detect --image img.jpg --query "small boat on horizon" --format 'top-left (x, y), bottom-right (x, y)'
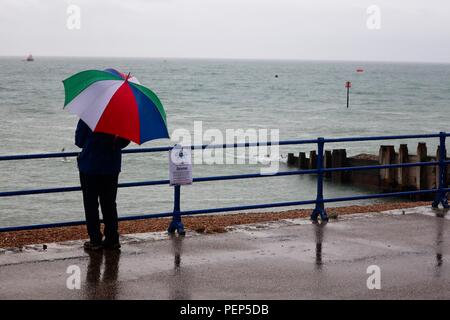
top-left (26, 54), bottom-right (34, 62)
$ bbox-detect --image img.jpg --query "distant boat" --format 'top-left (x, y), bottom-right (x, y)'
top-left (26, 54), bottom-right (34, 62)
top-left (356, 68), bottom-right (364, 73)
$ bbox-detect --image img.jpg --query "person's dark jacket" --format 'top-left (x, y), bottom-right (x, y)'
top-left (75, 120), bottom-right (130, 175)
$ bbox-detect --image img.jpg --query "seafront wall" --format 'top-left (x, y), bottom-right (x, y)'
top-left (287, 142), bottom-right (448, 199)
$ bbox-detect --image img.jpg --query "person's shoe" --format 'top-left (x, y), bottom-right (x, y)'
top-left (102, 240), bottom-right (121, 250)
top-left (83, 241), bottom-right (103, 251)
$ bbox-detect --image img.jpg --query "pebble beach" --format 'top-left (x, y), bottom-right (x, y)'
top-left (0, 201), bottom-right (429, 248)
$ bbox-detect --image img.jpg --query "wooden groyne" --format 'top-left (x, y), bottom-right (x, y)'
top-left (287, 142), bottom-right (447, 199)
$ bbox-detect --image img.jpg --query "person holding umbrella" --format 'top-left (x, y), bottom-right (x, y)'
top-left (75, 120), bottom-right (129, 250)
top-left (63, 68), bottom-right (170, 250)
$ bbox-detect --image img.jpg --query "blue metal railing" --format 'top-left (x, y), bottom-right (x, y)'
top-left (0, 132), bottom-right (449, 234)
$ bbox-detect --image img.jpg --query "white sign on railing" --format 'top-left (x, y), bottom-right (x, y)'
top-left (169, 144), bottom-right (193, 186)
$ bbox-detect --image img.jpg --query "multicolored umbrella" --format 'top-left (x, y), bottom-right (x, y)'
top-left (63, 68), bottom-right (169, 145)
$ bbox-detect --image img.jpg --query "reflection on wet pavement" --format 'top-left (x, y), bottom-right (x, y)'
top-left (84, 249), bottom-right (121, 300)
top-left (169, 234), bottom-right (191, 300)
top-left (434, 210), bottom-right (446, 276)
top-left (314, 222), bottom-right (326, 270)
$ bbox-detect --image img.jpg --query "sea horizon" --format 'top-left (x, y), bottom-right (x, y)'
top-left (1, 55), bottom-right (450, 66)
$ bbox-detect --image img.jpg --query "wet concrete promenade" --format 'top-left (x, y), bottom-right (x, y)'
top-left (0, 206), bottom-right (449, 299)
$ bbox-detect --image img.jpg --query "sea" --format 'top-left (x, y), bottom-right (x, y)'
top-left (1, 57), bottom-right (449, 228)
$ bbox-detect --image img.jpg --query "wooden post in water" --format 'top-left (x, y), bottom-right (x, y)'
top-left (398, 144), bottom-right (409, 187)
top-left (298, 152), bottom-right (307, 169)
top-left (332, 149), bottom-right (347, 183)
top-left (324, 150), bottom-right (332, 178)
top-left (309, 151), bottom-right (317, 169)
top-left (416, 142), bottom-right (428, 191)
top-left (379, 145), bottom-right (396, 188)
top-left (435, 146), bottom-right (446, 190)
top-left (345, 81), bottom-right (352, 108)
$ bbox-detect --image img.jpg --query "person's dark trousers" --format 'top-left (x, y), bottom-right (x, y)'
top-left (80, 172), bottom-right (120, 245)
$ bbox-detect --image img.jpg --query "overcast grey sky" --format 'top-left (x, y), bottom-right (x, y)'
top-left (1, 0), bottom-right (449, 62)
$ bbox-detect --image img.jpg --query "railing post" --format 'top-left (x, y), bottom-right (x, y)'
top-left (311, 137), bottom-right (328, 223)
top-left (168, 185), bottom-right (186, 235)
top-left (432, 132), bottom-right (449, 209)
